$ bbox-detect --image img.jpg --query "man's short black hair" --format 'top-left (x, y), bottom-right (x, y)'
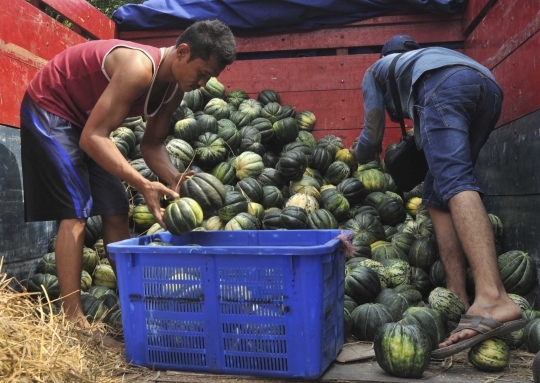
top-left (176, 20), bottom-right (236, 67)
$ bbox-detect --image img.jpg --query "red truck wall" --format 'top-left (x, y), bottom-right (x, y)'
top-left (120, 13), bottom-right (465, 150)
top-left (464, 0), bottom-right (540, 307)
top-left (0, 0), bottom-right (114, 283)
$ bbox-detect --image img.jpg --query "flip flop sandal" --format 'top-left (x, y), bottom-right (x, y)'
top-left (431, 315), bottom-right (526, 359)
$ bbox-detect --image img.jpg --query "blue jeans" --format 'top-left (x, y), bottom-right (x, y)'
top-left (414, 66), bottom-right (503, 211)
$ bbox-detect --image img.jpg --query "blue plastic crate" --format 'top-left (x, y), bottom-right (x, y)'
top-left (108, 230), bottom-right (346, 379)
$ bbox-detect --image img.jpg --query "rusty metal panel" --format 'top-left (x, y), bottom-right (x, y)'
top-left (464, 0), bottom-right (540, 70)
top-left (491, 30), bottom-right (540, 126)
top-left (40, 0), bottom-right (116, 40)
top-left (118, 14), bottom-right (464, 52)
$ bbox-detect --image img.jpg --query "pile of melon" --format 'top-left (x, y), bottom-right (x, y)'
top-left (28, 77), bottom-right (539, 377)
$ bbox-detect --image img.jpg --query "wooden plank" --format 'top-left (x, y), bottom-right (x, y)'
top-left (119, 14), bottom-right (463, 52)
top-left (464, 0), bottom-right (540, 69)
top-left (475, 108), bottom-right (540, 196)
top-left (0, 126), bottom-right (57, 278)
top-left (121, 353), bottom-right (531, 382)
top-left (39, 0), bottom-right (115, 40)
top-left (219, 55), bottom-right (375, 93)
top-left (2, 0), bottom-right (87, 61)
top-left (0, 0), bottom-right (90, 127)
top-left (463, 0), bottom-right (498, 36)
top-left (491, 31), bottom-right (540, 126)
top-left (0, 56), bottom-right (40, 128)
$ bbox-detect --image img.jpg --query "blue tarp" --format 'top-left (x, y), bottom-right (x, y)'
top-left (112, 0), bottom-right (466, 34)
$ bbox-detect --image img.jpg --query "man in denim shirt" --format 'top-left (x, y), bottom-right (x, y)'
top-left (354, 35), bottom-right (524, 358)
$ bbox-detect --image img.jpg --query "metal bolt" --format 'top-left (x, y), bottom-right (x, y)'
top-left (227, 67), bottom-right (230, 70)
top-left (341, 98), bottom-right (345, 102)
top-left (341, 117), bottom-right (345, 120)
top-left (341, 79), bottom-right (344, 83)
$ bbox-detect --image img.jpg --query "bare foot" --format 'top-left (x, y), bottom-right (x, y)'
top-left (67, 312), bottom-right (124, 349)
top-left (438, 295), bottom-right (522, 349)
top-left (90, 329), bottom-right (124, 349)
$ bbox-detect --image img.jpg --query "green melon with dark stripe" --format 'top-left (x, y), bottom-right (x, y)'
top-left (296, 130), bottom-right (317, 149)
top-left (212, 162), bottom-right (237, 185)
top-left (238, 99), bottom-right (263, 120)
top-left (428, 287), bottom-right (465, 322)
top-left (325, 161), bottom-right (351, 185)
top-left (400, 307), bottom-right (447, 350)
top-left (225, 212), bottom-right (260, 230)
top-left (234, 151), bottom-right (265, 180)
top-left (183, 89), bottom-right (204, 111)
top-left (174, 118), bottom-right (200, 143)
top-left (226, 90), bottom-right (249, 108)
top-left (257, 89), bottom-right (280, 106)
top-left (409, 267), bottom-right (431, 297)
top-left (498, 250), bottom-right (537, 296)
top-left (179, 173), bottom-right (226, 217)
top-left (468, 338), bottom-right (510, 372)
top-left (337, 178), bottom-right (367, 205)
top-left (166, 138), bottom-right (195, 167)
top-left (345, 213), bottom-right (385, 247)
top-left (261, 185), bottom-right (284, 209)
top-left (374, 322), bottom-right (432, 378)
top-left (374, 285), bottom-right (422, 320)
top-left (320, 188), bottom-right (350, 222)
top-left (164, 198), bottom-right (204, 236)
top-left (345, 266), bottom-right (381, 305)
top-left (356, 169), bottom-right (386, 193)
top-left (307, 209), bottom-right (338, 229)
top-left (218, 191), bottom-right (248, 222)
top-left (391, 232), bottom-right (417, 255)
top-left (295, 110), bottom-right (316, 132)
top-left (371, 242), bottom-right (408, 262)
top-left (249, 117), bottom-right (274, 143)
top-left (316, 135), bottom-right (344, 156)
top-left (409, 236), bottom-right (438, 272)
top-left (257, 168), bottom-right (285, 189)
top-left (381, 258), bottom-right (411, 287)
top-left (350, 303), bottom-right (395, 342)
top-left (193, 132), bottom-right (228, 167)
top-left (204, 98), bottom-right (230, 120)
top-left (377, 198), bottom-right (407, 226)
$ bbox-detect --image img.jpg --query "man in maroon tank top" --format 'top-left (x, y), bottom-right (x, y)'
top-left (20, 20), bottom-right (236, 348)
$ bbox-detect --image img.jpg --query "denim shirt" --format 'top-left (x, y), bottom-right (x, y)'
top-left (354, 47), bottom-right (497, 164)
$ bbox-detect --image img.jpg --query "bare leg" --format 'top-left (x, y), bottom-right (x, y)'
top-left (55, 218), bottom-right (86, 322)
top-left (55, 218), bottom-right (123, 349)
top-left (439, 191), bottom-right (522, 348)
top-left (101, 213), bottom-right (130, 272)
top-left (428, 206), bottom-right (470, 310)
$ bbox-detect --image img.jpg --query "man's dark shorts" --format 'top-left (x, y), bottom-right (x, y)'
top-left (414, 66), bottom-right (503, 212)
top-left (20, 93), bottom-right (129, 222)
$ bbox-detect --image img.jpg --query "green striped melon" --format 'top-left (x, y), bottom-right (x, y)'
top-left (374, 322), bottom-right (431, 378)
top-left (428, 287), bottom-right (465, 322)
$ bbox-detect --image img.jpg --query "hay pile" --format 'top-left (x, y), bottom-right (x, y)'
top-left (0, 266), bottom-right (146, 382)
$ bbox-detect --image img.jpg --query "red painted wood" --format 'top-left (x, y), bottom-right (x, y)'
top-left (0, 0), bottom-right (94, 127)
top-left (40, 0), bottom-right (115, 40)
top-left (0, 56), bottom-right (40, 128)
top-left (492, 30), bottom-right (540, 127)
top-left (463, 0), bottom-right (496, 34)
top-left (119, 14), bottom-right (463, 52)
top-left (464, 0), bottom-right (540, 70)
top-left (2, 0), bottom-right (87, 61)
top-left (219, 55), bottom-right (378, 93)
